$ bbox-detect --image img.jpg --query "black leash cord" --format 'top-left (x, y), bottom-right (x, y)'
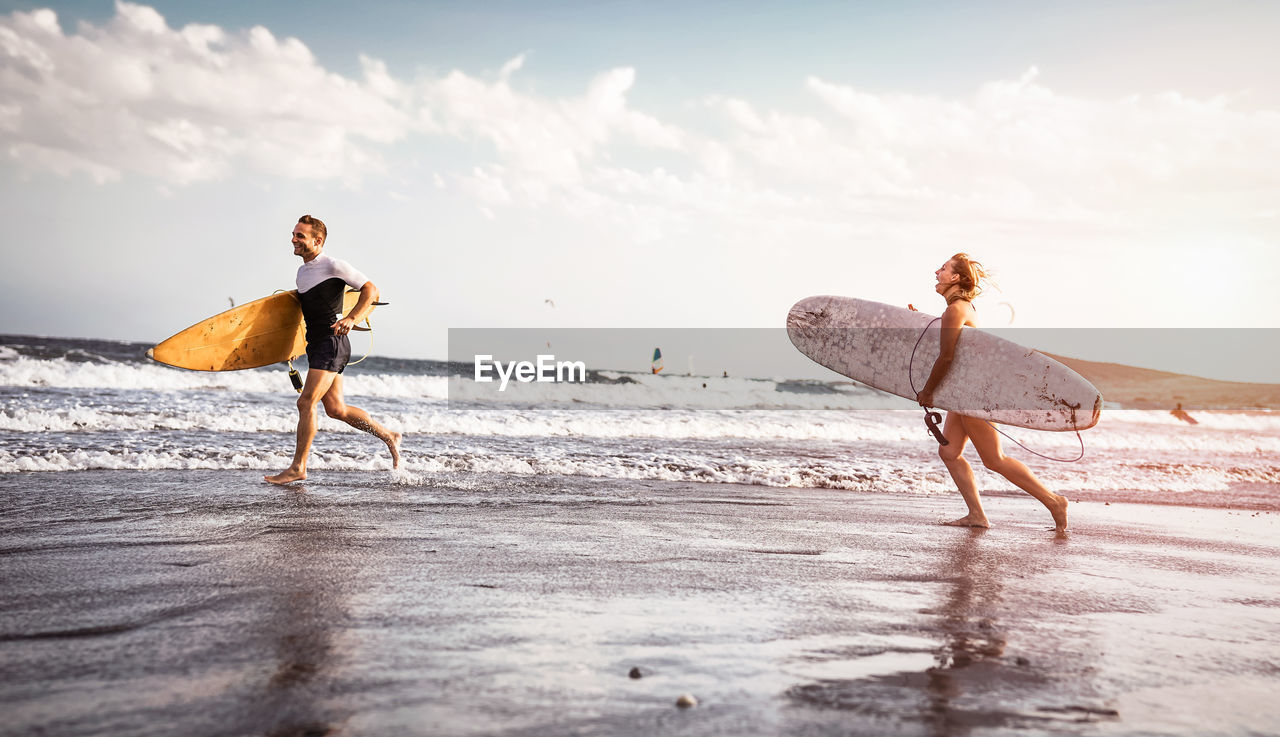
top-left (908, 318), bottom-right (1087, 463)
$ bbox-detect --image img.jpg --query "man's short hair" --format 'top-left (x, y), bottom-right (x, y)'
top-left (298, 214), bottom-right (327, 244)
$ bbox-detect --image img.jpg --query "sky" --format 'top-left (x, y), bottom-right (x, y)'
top-left (2, 1), bottom-right (1278, 381)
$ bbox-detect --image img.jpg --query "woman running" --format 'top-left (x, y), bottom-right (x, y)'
top-left (914, 254), bottom-right (1069, 531)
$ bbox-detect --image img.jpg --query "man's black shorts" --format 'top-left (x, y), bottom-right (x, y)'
top-left (306, 335), bottom-right (352, 374)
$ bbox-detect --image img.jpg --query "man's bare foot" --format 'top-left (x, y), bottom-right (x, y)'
top-left (387, 431), bottom-right (402, 469)
top-left (1047, 493), bottom-right (1068, 532)
top-left (264, 468), bottom-right (307, 485)
top-left (943, 513), bottom-right (990, 528)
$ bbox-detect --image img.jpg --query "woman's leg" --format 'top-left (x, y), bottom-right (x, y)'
top-left (937, 412), bottom-right (989, 527)
top-left (960, 415), bottom-right (1067, 531)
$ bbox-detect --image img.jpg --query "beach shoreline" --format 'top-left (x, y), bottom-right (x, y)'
top-left (2, 471), bottom-right (1278, 736)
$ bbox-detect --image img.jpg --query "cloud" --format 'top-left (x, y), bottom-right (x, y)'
top-left (0, 2), bottom-right (414, 184)
top-left (424, 58), bottom-right (1279, 241)
top-left (423, 60), bottom-right (685, 199)
top-left (800, 68), bottom-right (1280, 231)
top-left (2, 2), bottom-right (1277, 244)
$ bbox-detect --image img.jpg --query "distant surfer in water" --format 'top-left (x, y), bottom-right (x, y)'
top-left (1170, 403), bottom-right (1198, 425)
top-left (912, 254), bottom-right (1069, 531)
top-left (265, 215), bottom-right (402, 484)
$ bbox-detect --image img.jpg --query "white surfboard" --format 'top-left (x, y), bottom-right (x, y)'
top-left (787, 295), bottom-right (1101, 431)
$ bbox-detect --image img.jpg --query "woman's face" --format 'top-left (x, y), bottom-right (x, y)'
top-left (935, 260), bottom-right (960, 293)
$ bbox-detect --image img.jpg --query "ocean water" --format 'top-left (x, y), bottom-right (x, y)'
top-left (2, 335), bottom-right (1278, 509)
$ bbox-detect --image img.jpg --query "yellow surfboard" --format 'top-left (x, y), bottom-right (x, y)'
top-left (147, 291), bottom-right (368, 371)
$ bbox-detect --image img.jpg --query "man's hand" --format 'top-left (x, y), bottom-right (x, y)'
top-left (916, 389), bottom-right (935, 408)
top-left (332, 316), bottom-right (357, 335)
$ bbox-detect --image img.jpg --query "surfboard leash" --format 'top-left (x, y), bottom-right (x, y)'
top-left (345, 315), bottom-right (374, 366)
top-left (908, 318), bottom-right (1087, 463)
top-left (344, 296), bottom-right (389, 367)
top-left (989, 417), bottom-right (1086, 463)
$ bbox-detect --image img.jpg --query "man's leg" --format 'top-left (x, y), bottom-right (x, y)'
top-left (320, 374), bottom-right (402, 469)
top-left (264, 368), bottom-right (339, 484)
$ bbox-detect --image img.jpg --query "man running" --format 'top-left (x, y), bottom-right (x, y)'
top-left (265, 214), bottom-right (401, 484)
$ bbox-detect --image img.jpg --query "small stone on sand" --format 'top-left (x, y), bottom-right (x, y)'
top-left (676, 693), bottom-right (697, 708)
top-left (628, 667), bottom-right (643, 679)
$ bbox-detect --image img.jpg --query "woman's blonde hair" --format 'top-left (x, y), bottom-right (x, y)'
top-left (949, 253), bottom-right (992, 301)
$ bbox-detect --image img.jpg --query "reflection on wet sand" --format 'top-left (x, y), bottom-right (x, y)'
top-left (784, 529), bottom-right (1112, 735)
top-left (922, 528), bottom-right (1006, 736)
top-left (251, 487), bottom-right (361, 737)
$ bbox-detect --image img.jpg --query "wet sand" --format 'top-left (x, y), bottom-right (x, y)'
top-left (2, 471), bottom-right (1279, 736)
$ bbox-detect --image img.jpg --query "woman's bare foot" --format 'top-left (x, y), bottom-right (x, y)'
top-left (387, 431), bottom-right (402, 469)
top-left (264, 468), bottom-right (307, 485)
top-left (943, 513), bottom-right (990, 528)
top-left (1047, 493), bottom-right (1069, 531)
